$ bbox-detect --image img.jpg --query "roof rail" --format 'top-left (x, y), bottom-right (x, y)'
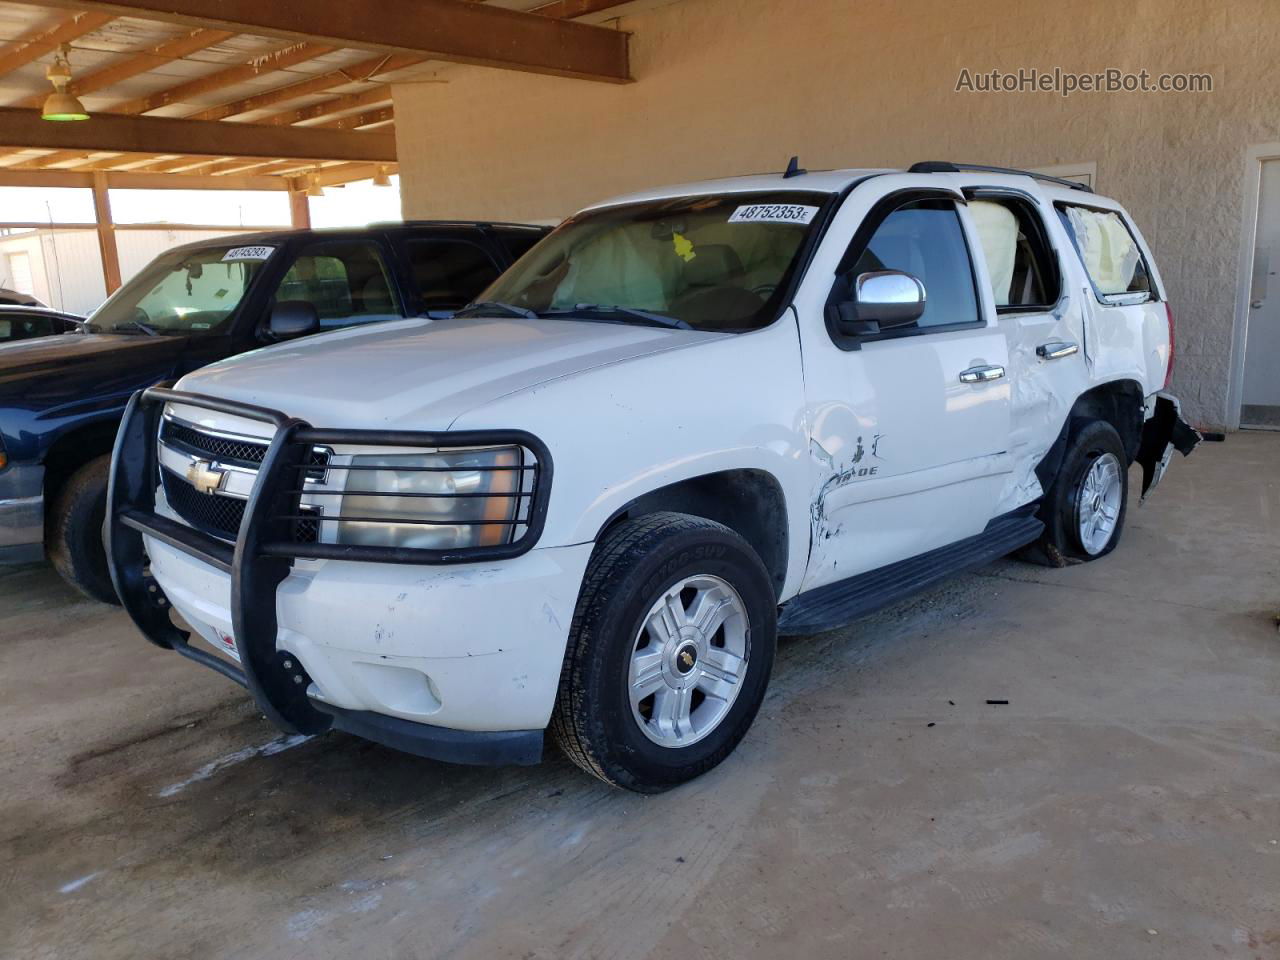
top-left (907, 161), bottom-right (1093, 193)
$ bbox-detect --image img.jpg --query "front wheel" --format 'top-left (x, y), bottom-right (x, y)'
top-left (551, 513), bottom-right (777, 792)
top-left (46, 455), bottom-right (119, 604)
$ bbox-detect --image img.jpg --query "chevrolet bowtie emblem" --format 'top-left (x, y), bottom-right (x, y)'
top-left (186, 458), bottom-right (226, 495)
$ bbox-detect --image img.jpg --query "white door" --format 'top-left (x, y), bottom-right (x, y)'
top-left (1243, 159), bottom-right (1280, 424)
top-left (799, 191), bottom-right (1012, 592)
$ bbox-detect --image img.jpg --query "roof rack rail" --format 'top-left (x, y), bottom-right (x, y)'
top-left (907, 161), bottom-right (1093, 193)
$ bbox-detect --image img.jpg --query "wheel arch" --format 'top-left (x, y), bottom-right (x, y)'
top-left (41, 416), bottom-right (121, 502)
top-left (1035, 378), bottom-right (1145, 486)
top-left (593, 468), bottom-right (790, 600)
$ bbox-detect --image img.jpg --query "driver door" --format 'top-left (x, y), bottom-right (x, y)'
top-left (800, 189), bottom-right (1012, 591)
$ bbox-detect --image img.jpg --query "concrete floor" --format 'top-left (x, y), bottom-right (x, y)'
top-left (3, 433), bottom-right (1278, 960)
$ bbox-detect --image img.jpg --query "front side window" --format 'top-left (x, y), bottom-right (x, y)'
top-left (968, 197), bottom-right (1060, 309)
top-left (835, 198), bottom-right (980, 330)
top-left (274, 241), bottom-right (402, 328)
top-left (88, 243), bottom-right (271, 335)
top-left (406, 239), bottom-right (501, 311)
top-left (1056, 204), bottom-right (1153, 301)
top-left (0, 314), bottom-right (55, 341)
top-left (474, 191), bottom-right (832, 332)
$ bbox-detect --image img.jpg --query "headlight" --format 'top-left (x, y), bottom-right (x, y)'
top-left (336, 446), bottom-right (522, 550)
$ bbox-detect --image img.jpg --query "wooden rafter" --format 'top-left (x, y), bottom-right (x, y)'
top-left (26, 0), bottom-right (631, 83)
top-left (264, 85), bottom-right (392, 126)
top-left (314, 106), bottom-right (393, 131)
top-left (13, 27), bottom-right (235, 107)
top-left (110, 40), bottom-right (337, 116)
top-left (0, 11), bottom-right (113, 80)
top-left (23, 41), bottom-right (340, 168)
top-left (0, 107), bottom-right (396, 162)
top-left (187, 53), bottom-right (421, 121)
top-left (530, 0), bottom-right (635, 16)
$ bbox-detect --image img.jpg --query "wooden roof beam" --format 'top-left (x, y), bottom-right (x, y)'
top-left (13, 27), bottom-right (235, 107)
top-left (265, 85), bottom-right (392, 126)
top-left (24, 0), bottom-right (631, 83)
top-left (0, 107), bottom-right (396, 162)
top-left (187, 53), bottom-right (420, 121)
top-left (0, 11), bottom-right (113, 80)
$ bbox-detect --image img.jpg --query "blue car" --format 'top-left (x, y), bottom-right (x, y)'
top-left (0, 221), bottom-right (547, 601)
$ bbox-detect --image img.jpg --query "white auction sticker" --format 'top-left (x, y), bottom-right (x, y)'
top-left (728, 203), bottom-right (818, 225)
top-left (221, 245), bottom-right (275, 262)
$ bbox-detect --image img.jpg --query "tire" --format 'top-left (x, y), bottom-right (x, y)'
top-left (551, 512), bottom-right (777, 792)
top-left (46, 455), bottom-right (119, 604)
top-left (1023, 419), bottom-right (1129, 566)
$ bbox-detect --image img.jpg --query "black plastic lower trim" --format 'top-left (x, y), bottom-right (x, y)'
top-left (778, 511), bottom-right (1044, 635)
top-left (315, 702), bottom-right (544, 767)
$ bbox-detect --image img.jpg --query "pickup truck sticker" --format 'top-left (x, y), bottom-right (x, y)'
top-left (221, 245), bottom-right (275, 262)
top-left (728, 203), bottom-right (819, 225)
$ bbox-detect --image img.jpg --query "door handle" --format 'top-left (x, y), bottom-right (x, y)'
top-left (959, 364), bottom-right (1005, 383)
top-left (1036, 340), bottom-right (1079, 360)
top-left (1251, 299), bottom-right (1265, 309)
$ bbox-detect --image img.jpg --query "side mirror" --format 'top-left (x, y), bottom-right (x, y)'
top-left (829, 270), bottom-right (927, 339)
top-left (266, 300), bottom-right (320, 341)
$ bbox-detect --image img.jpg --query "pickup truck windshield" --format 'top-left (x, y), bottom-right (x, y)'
top-left (88, 243), bottom-right (273, 335)
top-left (474, 191), bottom-right (832, 332)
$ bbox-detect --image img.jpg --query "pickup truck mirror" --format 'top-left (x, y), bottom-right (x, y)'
top-left (830, 270), bottom-right (927, 338)
top-left (266, 300), bottom-right (320, 341)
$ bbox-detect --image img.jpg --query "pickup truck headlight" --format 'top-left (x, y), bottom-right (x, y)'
top-left (337, 446), bottom-right (522, 550)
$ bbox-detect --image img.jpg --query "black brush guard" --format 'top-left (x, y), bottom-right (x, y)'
top-left (106, 385), bottom-right (552, 765)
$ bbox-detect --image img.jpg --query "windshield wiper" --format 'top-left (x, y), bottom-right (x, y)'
top-left (111, 319), bottom-right (159, 337)
top-left (546, 303), bottom-right (692, 330)
top-left (455, 300), bottom-right (540, 320)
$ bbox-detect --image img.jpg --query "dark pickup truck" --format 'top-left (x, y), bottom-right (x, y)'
top-left (0, 220), bottom-right (548, 601)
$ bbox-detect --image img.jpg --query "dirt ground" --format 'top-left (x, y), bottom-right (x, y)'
top-left (2, 433), bottom-right (1278, 960)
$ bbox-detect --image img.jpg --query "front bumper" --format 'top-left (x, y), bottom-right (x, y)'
top-left (0, 462), bottom-right (44, 564)
top-left (107, 386), bottom-right (577, 767)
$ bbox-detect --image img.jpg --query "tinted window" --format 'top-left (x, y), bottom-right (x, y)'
top-left (1057, 204), bottom-right (1152, 300)
top-left (969, 198), bottom-right (1060, 309)
top-left (406, 240), bottom-right (501, 311)
top-left (500, 230), bottom-right (544, 261)
top-left (0, 314), bottom-right (55, 341)
top-left (840, 199), bottom-right (979, 329)
top-left (275, 241), bottom-right (401, 329)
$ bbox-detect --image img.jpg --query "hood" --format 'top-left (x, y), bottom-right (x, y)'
top-left (176, 316), bottom-right (727, 430)
top-left (0, 333), bottom-right (185, 396)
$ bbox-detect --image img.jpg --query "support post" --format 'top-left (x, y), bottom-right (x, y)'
top-left (289, 189), bottom-right (311, 230)
top-left (91, 171), bottom-right (122, 294)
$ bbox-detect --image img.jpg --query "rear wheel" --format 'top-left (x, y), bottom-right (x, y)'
top-left (1023, 420), bottom-right (1129, 565)
top-left (551, 512), bottom-right (777, 792)
top-left (46, 455), bottom-right (119, 604)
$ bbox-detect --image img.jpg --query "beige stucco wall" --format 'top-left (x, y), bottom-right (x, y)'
top-left (394, 0), bottom-right (1280, 428)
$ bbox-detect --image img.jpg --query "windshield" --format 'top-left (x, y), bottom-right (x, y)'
top-left (474, 191), bottom-right (832, 332)
top-left (88, 243), bottom-right (274, 335)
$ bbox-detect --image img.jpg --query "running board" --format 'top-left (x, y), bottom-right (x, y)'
top-left (777, 514), bottom-right (1044, 635)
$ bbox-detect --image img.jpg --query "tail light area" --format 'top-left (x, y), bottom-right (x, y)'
top-left (1163, 301), bottom-right (1176, 389)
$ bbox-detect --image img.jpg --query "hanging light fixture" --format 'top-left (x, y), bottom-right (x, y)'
top-left (372, 165), bottom-right (392, 187)
top-left (42, 45), bottom-right (89, 122)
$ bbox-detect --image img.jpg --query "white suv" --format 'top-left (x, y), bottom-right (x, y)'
top-left (108, 162), bottom-right (1199, 792)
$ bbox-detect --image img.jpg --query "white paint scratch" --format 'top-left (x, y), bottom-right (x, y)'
top-left (158, 734), bottom-right (311, 798)
top-left (59, 872), bottom-right (101, 894)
